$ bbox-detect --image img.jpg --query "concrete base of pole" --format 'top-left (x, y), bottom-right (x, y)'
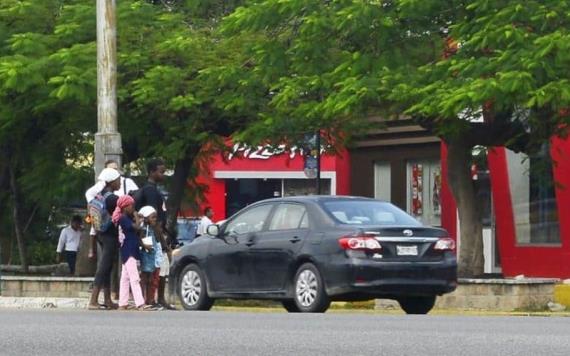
top-left (94, 132), bottom-right (122, 176)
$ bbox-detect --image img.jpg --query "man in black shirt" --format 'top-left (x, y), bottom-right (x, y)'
top-left (134, 158), bottom-right (176, 309)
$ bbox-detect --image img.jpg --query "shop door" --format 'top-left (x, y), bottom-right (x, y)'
top-left (406, 160), bottom-right (442, 227)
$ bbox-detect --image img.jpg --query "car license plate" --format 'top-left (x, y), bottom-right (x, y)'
top-left (397, 245), bottom-right (418, 256)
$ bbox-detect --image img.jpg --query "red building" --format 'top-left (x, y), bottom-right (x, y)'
top-left (195, 130), bottom-right (570, 278)
top-left (442, 138), bottom-right (570, 278)
top-left (196, 144), bottom-right (350, 221)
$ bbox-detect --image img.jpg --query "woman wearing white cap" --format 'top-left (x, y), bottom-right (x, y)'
top-left (85, 160), bottom-right (139, 202)
top-left (88, 168), bottom-right (121, 310)
top-left (85, 161), bottom-right (139, 300)
top-left (84, 161), bottom-right (139, 238)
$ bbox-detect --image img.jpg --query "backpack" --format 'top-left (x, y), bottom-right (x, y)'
top-left (88, 191), bottom-right (113, 232)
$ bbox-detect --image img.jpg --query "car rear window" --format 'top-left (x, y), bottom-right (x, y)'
top-left (322, 200), bottom-right (422, 226)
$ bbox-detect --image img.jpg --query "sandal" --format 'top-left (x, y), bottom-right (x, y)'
top-left (88, 304), bottom-right (110, 310)
top-left (136, 304), bottom-right (155, 311)
top-left (118, 305), bottom-right (135, 311)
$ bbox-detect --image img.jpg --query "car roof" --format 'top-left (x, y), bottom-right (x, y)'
top-left (254, 195), bottom-right (383, 204)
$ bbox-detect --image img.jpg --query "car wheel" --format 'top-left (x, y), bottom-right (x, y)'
top-left (178, 264), bottom-right (214, 311)
top-left (293, 263), bottom-right (330, 313)
top-left (282, 300), bottom-right (301, 313)
top-left (398, 296), bottom-right (436, 314)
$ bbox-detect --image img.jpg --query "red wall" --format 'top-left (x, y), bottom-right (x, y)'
top-left (488, 141), bottom-right (570, 278)
top-left (440, 143), bottom-right (458, 242)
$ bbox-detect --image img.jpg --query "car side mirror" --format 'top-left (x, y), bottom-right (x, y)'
top-left (207, 224), bottom-right (220, 237)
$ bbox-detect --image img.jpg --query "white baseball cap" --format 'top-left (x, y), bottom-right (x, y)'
top-left (98, 168), bottom-right (121, 183)
top-left (139, 206), bottom-right (157, 218)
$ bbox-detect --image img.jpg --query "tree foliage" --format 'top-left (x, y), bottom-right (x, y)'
top-left (222, 0), bottom-right (570, 276)
top-left (2, 0), bottom-right (568, 276)
top-left (0, 0), bottom-right (260, 268)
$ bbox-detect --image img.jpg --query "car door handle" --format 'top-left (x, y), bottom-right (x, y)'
top-left (245, 237), bottom-right (256, 246)
top-left (289, 236), bottom-right (301, 243)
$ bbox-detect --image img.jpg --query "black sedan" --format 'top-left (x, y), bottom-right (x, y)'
top-left (169, 196), bottom-right (457, 314)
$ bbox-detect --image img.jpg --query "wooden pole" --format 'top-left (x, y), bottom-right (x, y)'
top-left (95, 0), bottom-right (122, 177)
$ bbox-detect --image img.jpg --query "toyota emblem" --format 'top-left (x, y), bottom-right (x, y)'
top-left (403, 229), bottom-right (413, 237)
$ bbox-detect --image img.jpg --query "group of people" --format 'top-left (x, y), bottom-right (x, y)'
top-left (85, 158), bottom-right (175, 311)
top-left (53, 157), bottom-right (218, 310)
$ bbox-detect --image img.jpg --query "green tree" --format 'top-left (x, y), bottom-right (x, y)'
top-left (222, 0), bottom-right (570, 276)
top-left (116, 0), bottom-right (265, 235)
top-left (0, 0), bottom-right (265, 268)
top-left (0, 0), bottom-right (96, 270)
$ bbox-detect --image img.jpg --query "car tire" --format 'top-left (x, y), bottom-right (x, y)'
top-left (178, 264), bottom-right (214, 311)
top-left (293, 263), bottom-right (330, 313)
top-left (282, 300), bottom-right (301, 313)
top-left (398, 296), bottom-right (436, 314)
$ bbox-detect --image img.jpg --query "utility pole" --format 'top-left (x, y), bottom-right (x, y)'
top-left (95, 0), bottom-right (122, 176)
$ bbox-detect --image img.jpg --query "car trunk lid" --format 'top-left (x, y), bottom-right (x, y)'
top-left (357, 226), bottom-right (449, 262)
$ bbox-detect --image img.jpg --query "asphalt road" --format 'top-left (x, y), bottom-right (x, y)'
top-left (0, 309), bottom-right (569, 356)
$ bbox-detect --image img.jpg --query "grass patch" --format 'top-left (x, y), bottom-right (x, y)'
top-left (213, 299), bottom-right (281, 308)
top-left (330, 301), bottom-right (376, 310)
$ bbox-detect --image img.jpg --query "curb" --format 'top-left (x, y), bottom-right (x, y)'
top-left (2, 298), bottom-right (570, 317)
top-left (554, 284), bottom-right (570, 306)
top-left (0, 297), bottom-right (88, 309)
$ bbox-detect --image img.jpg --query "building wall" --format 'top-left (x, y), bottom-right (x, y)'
top-left (350, 143), bottom-right (440, 211)
top-left (488, 138), bottom-right (570, 278)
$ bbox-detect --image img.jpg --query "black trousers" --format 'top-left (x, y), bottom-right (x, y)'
top-left (64, 251), bottom-right (77, 275)
top-left (93, 233), bottom-right (119, 288)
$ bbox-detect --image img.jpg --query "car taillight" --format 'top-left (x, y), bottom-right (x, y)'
top-left (339, 235), bottom-right (382, 251)
top-left (434, 238), bottom-right (456, 251)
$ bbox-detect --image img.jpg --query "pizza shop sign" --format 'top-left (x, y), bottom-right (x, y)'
top-left (227, 144), bottom-right (314, 160)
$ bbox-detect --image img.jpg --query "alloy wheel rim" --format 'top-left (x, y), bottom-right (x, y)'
top-left (181, 270), bottom-right (202, 306)
top-left (296, 270), bottom-right (318, 307)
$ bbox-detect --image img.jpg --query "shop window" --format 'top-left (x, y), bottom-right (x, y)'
top-left (506, 145), bottom-right (560, 244)
top-left (283, 179), bottom-right (330, 196)
top-left (374, 162), bottom-right (391, 201)
top-left (406, 160), bottom-right (442, 227)
top-left (226, 179), bottom-right (281, 217)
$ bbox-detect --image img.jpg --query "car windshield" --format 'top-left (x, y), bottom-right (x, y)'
top-left (322, 200), bottom-right (422, 226)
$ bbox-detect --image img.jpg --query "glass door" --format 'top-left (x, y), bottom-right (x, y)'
top-left (406, 160), bottom-right (442, 226)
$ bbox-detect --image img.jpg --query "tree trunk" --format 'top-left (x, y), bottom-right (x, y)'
top-left (166, 144), bottom-right (201, 243)
top-left (8, 166), bottom-right (28, 273)
top-left (446, 139), bottom-right (484, 277)
top-left (0, 162), bottom-right (7, 264)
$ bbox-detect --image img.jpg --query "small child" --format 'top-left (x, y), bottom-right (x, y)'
top-left (139, 206), bottom-right (163, 309)
top-left (112, 195), bottom-right (148, 310)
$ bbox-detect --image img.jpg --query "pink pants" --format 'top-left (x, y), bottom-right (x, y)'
top-left (119, 257), bottom-right (145, 307)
